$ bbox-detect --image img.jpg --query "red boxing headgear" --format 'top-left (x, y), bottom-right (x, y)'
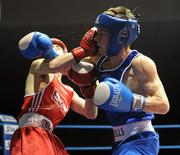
top-left (51, 38), bottom-right (68, 53)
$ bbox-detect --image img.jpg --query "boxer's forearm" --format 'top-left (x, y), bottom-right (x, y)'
top-left (48, 52), bottom-right (77, 71)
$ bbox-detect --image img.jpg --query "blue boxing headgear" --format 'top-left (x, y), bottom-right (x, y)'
top-left (95, 13), bottom-right (140, 56)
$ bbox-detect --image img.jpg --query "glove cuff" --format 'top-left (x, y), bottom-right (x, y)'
top-left (71, 47), bottom-right (87, 63)
top-left (132, 94), bottom-right (146, 112)
top-left (79, 83), bottom-right (96, 98)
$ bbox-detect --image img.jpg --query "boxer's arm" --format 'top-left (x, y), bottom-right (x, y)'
top-left (48, 27), bottom-right (98, 71)
top-left (27, 58), bottom-right (67, 76)
top-left (48, 53), bottom-right (98, 74)
top-left (48, 52), bottom-right (77, 72)
top-left (25, 71), bottom-right (37, 96)
top-left (132, 55), bottom-right (170, 114)
top-left (71, 91), bottom-right (98, 120)
top-left (25, 59), bottom-right (45, 95)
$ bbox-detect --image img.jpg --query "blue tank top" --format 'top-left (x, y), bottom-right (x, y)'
top-left (96, 50), bottom-right (154, 126)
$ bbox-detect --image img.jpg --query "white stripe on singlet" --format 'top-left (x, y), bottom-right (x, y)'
top-left (29, 90), bottom-right (44, 112)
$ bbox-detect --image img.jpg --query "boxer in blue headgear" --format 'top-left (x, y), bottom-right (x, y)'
top-left (95, 8), bottom-right (140, 56)
top-left (91, 6), bottom-right (170, 155)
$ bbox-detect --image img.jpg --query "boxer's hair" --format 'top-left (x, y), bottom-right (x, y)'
top-left (104, 6), bottom-right (137, 20)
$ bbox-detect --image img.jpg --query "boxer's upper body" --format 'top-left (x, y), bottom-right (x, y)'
top-left (91, 6), bottom-right (169, 155)
top-left (18, 32), bottom-right (98, 121)
top-left (92, 9), bottom-right (169, 127)
top-left (11, 32), bottom-right (98, 155)
top-left (94, 47), bottom-right (169, 125)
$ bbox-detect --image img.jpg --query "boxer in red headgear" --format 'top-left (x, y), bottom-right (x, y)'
top-left (10, 32), bottom-right (98, 155)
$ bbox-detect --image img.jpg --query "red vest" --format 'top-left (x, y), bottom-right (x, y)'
top-left (19, 75), bottom-right (74, 128)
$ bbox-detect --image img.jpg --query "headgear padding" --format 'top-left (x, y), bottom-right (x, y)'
top-left (51, 38), bottom-right (68, 53)
top-left (95, 13), bottom-right (140, 56)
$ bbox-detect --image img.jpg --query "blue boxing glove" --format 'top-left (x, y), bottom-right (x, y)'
top-left (19, 32), bottom-right (58, 59)
top-left (93, 77), bottom-right (146, 112)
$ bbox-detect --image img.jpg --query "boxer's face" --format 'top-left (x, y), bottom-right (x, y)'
top-left (96, 28), bottom-right (109, 56)
top-left (52, 44), bottom-right (64, 56)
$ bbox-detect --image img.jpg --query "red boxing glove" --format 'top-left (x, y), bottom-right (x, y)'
top-left (79, 84), bottom-right (96, 99)
top-left (67, 61), bottom-right (96, 98)
top-left (71, 27), bottom-right (97, 62)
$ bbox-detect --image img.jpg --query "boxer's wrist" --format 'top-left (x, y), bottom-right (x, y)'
top-left (71, 47), bottom-right (87, 63)
top-left (132, 94), bottom-right (146, 112)
top-left (79, 82), bottom-right (96, 98)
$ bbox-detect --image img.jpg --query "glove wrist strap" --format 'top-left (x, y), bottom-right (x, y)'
top-left (71, 47), bottom-right (87, 62)
top-left (132, 94), bottom-right (146, 112)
